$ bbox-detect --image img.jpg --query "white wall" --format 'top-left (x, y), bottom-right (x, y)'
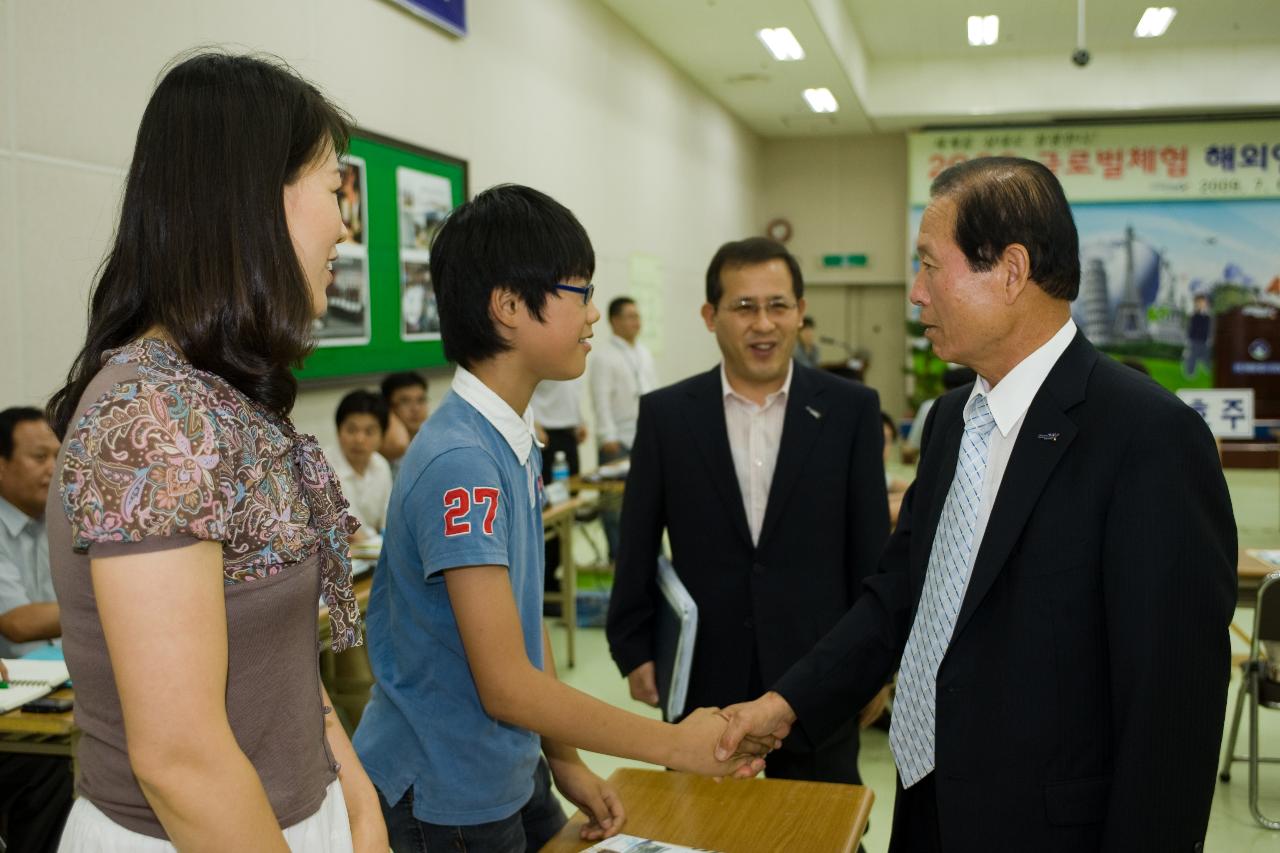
top-left (758, 133), bottom-right (909, 286)
top-left (758, 133), bottom-right (910, 417)
top-left (0, 0), bottom-right (762, 449)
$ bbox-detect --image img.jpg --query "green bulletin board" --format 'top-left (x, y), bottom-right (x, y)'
top-left (296, 129), bottom-right (468, 381)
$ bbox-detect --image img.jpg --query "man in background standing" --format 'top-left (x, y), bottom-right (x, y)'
top-left (589, 297), bottom-right (657, 561)
top-left (531, 378), bottom-right (588, 609)
top-left (607, 238), bottom-right (888, 785)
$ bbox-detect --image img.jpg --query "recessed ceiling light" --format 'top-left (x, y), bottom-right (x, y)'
top-left (757, 27), bottom-right (806, 61)
top-left (802, 88), bottom-right (838, 113)
top-left (1135, 7), bottom-right (1177, 38)
top-left (967, 14), bottom-right (999, 46)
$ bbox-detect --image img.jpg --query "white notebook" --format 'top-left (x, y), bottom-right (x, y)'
top-left (583, 835), bottom-right (719, 852)
top-left (0, 658), bottom-right (70, 713)
top-left (655, 556), bottom-right (698, 721)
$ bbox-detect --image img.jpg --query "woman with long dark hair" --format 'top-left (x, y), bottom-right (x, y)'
top-left (47, 52), bottom-right (386, 851)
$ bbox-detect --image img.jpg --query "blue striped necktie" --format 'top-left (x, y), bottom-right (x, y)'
top-left (889, 393), bottom-right (997, 787)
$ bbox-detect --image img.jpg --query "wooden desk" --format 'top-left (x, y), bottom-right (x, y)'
top-left (1238, 548), bottom-right (1280, 607)
top-left (543, 496), bottom-right (592, 668)
top-left (570, 473), bottom-right (626, 497)
top-left (0, 686), bottom-right (78, 773)
top-left (318, 572), bottom-right (376, 731)
top-left (540, 768), bottom-right (873, 853)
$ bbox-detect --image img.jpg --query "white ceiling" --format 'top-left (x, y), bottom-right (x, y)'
top-left (596, 0), bottom-right (1280, 136)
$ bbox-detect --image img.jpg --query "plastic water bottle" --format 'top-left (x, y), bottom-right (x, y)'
top-left (551, 451), bottom-right (570, 483)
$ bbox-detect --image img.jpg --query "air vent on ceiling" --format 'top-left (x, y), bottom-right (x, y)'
top-left (725, 72), bottom-right (770, 85)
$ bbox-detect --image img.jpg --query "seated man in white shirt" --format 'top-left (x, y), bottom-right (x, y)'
top-left (0, 406), bottom-right (71, 852)
top-left (329, 390), bottom-right (393, 542)
top-left (0, 407), bottom-right (61, 658)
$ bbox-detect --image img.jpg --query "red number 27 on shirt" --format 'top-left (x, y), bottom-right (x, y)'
top-left (443, 487), bottom-right (500, 537)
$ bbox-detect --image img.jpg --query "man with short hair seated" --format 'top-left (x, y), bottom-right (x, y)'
top-left (0, 406), bottom-right (71, 852)
top-left (0, 407), bottom-right (61, 657)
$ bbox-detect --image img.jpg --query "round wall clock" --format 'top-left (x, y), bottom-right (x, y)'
top-left (765, 217), bottom-right (793, 243)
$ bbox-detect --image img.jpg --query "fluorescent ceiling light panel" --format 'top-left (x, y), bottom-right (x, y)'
top-left (757, 27), bottom-right (805, 61)
top-left (1134, 7), bottom-right (1176, 38)
top-left (803, 87), bottom-right (838, 113)
top-left (967, 15), bottom-right (999, 46)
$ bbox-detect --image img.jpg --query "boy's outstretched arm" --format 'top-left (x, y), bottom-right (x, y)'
top-left (539, 626), bottom-right (626, 842)
top-left (444, 565), bottom-right (772, 779)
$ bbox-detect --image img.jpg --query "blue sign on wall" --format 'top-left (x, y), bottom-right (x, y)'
top-left (386, 0), bottom-right (466, 37)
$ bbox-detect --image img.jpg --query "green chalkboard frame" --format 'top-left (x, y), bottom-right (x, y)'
top-left (295, 129), bottom-right (468, 382)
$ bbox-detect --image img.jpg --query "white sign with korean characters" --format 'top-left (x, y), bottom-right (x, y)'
top-left (1176, 388), bottom-right (1256, 439)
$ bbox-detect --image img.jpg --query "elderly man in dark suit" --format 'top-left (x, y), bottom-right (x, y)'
top-left (717, 158), bottom-right (1236, 853)
top-left (606, 237), bottom-right (889, 784)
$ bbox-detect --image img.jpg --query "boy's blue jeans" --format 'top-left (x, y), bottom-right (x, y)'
top-left (380, 758), bottom-right (568, 853)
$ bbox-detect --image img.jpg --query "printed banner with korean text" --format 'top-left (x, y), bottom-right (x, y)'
top-left (906, 120), bottom-right (1280, 421)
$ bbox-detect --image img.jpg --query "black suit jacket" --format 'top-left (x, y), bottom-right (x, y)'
top-left (776, 334), bottom-right (1237, 852)
top-left (607, 364), bottom-right (889, 748)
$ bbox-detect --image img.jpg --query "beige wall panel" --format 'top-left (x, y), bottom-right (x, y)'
top-left (0, 0), bottom-right (11, 149)
top-left (798, 285), bottom-right (848, 366)
top-left (14, 0), bottom-right (199, 168)
top-left (759, 134), bottom-right (908, 286)
top-left (849, 285), bottom-right (909, 420)
top-left (0, 156), bottom-right (20, 405)
top-left (7, 0), bottom-right (764, 439)
top-left (11, 158), bottom-right (123, 406)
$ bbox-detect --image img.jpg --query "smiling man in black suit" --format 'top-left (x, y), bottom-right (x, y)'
top-left (717, 158), bottom-right (1237, 853)
top-left (606, 237), bottom-right (889, 785)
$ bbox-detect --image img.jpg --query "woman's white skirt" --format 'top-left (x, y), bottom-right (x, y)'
top-left (58, 779), bottom-right (354, 852)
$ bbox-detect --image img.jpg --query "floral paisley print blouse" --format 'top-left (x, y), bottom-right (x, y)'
top-left (47, 338), bottom-right (362, 838)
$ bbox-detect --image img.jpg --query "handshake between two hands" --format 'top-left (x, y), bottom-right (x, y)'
top-left (628, 661), bottom-right (799, 779)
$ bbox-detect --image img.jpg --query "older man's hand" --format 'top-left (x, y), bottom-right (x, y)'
top-left (715, 692), bottom-right (797, 778)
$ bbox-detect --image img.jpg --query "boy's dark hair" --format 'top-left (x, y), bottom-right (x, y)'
top-left (380, 371), bottom-right (427, 401)
top-left (0, 407), bottom-right (47, 459)
top-left (608, 297), bottom-right (636, 319)
top-left (880, 411), bottom-right (898, 443)
top-left (335, 390), bottom-right (389, 433)
top-left (429, 184), bottom-right (595, 369)
top-left (930, 157), bottom-right (1080, 301)
top-left (704, 237), bottom-right (804, 306)
top-left (47, 51), bottom-right (351, 438)
top-left (802, 315), bottom-right (816, 329)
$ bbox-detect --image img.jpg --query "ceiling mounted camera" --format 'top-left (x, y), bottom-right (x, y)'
top-left (1073, 0), bottom-right (1090, 68)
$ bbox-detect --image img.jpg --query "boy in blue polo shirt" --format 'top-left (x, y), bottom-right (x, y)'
top-left (353, 185), bottom-right (770, 852)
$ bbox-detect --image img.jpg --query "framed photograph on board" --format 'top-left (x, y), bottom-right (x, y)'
top-left (396, 166), bottom-right (451, 342)
top-left (295, 129), bottom-right (467, 382)
top-left (313, 154), bottom-right (371, 347)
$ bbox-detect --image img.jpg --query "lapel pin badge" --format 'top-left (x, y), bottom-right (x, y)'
top-left (1037, 432), bottom-right (1059, 442)
top-left (805, 405), bottom-right (822, 420)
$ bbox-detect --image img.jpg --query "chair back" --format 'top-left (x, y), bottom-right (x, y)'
top-left (1258, 572), bottom-right (1280, 646)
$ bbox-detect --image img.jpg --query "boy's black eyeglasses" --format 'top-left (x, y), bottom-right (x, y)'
top-left (553, 282), bottom-right (595, 305)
